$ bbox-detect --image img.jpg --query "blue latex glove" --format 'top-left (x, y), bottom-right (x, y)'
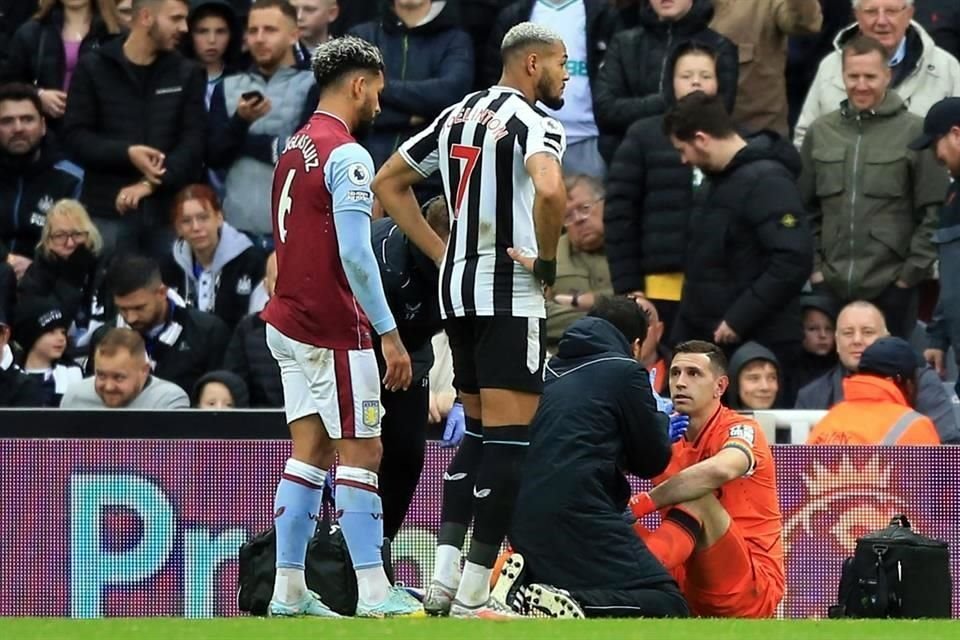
top-left (669, 413), bottom-right (690, 442)
top-left (649, 368), bottom-right (673, 415)
top-left (441, 401), bottom-right (466, 448)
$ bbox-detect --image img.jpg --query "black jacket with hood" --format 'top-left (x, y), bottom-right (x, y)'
top-left (161, 222), bottom-right (265, 329)
top-left (349, 1), bottom-right (474, 170)
top-left (604, 41), bottom-right (726, 294)
top-left (62, 37), bottom-right (207, 221)
top-left (592, 0), bottom-right (737, 161)
top-left (511, 316), bottom-right (675, 591)
top-left (182, 0), bottom-right (243, 78)
top-left (673, 133), bottom-right (813, 348)
top-left (724, 341), bottom-right (781, 410)
top-left (0, 137), bottom-right (83, 258)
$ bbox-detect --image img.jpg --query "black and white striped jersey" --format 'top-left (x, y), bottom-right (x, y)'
top-left (398, 85), bottom-right (567, 319)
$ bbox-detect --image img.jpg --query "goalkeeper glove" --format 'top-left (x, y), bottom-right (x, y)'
top-left (629, 492), bottom-right (657, 518)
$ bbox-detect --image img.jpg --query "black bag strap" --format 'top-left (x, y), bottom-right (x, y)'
top-left (870, 545), bottom-right (890, 616)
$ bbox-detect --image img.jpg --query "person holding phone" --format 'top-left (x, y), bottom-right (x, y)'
top-left (206, 0), bottom-right (318, 253)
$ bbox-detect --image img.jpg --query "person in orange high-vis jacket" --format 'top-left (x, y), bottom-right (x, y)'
top-left (629, 340), bottom-right (784, 618)
top-left (807, 336), bottom-right (940, 446)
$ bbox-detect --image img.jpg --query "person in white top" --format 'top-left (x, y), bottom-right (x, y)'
top-left (795, 0), bottom-right (960, 147)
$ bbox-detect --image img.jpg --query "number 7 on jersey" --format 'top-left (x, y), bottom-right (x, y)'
top-left (450, 144), bottom-right (480, 219)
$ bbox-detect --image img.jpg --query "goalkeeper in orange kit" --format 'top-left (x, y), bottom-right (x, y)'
top-left (629, 340), bottom-right (784, 618)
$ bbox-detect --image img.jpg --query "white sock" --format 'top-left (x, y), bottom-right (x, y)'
top-left (454, 561), bottom-right (492, 607)
top-left (273, 567), bottom-right (306, 605)
top-left (433, 544), bottom-right (462, 588)
top-left (356, 565), bottom-right (391, 606)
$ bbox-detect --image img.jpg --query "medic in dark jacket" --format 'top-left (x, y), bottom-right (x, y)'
top-left (511, 309), bottom-right (686, 617)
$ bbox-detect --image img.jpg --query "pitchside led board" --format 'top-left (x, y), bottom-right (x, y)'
top-left (0, 440), bottom-right (957, 619)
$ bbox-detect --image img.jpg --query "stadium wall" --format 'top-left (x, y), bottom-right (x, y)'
top-left (0, 415), bottom-right (957, 618)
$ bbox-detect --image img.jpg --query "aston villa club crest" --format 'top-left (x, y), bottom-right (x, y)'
top-left (361, 400), bottom-right (381, 427)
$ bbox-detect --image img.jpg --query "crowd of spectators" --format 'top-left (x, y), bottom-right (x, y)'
top-left (0, 0), bottom-right (959, 446)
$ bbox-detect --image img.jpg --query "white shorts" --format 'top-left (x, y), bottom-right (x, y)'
top-left (266, 324), bottom-right (383, 439)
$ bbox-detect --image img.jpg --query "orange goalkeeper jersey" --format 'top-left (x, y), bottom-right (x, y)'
top-left (654, 404), bottom-right (785, 590)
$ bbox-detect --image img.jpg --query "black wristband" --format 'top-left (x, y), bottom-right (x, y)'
top-left (533, 258), bottom-right (557, 287)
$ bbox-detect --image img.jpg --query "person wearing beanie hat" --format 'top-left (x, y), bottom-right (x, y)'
top-left (725, 341), bottom-right (781, 410)
top-left (13, 300), bottom-right (83, 407)
top-left (789, 294), bottom-right (839, 401)
top-left (807, 336), bottom-right (940, 445)
top-left (0, 306), bottom-right (45, 407)
top-left (193, 369), bottom-right (250, 408)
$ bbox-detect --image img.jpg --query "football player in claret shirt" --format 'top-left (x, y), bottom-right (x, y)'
top-left (261, 35), bottom-right (421, 618)
top-left (629, 339), bottom-right (785, 618)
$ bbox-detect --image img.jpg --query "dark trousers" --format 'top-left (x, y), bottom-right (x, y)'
top-left (378, 376), bottom-right (429, 541)
top-left (569, 583), bottom-right (689, 618)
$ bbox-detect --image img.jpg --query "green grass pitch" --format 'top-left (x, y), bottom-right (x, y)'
top-left (3, 618), bottom-right (958, 640)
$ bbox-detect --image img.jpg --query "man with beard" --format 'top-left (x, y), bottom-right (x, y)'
top-left (86, 254), bottom-right (230, 395)
top-left (372, 22), bottom-right (569, 618)
top-left (260, 35), bottom-right (422, 618)
top-left (62, 0), bottom-right (206, 259)
top-left (0, 83), bottom-right (82, 279)
top-left (207, 0), bottom-right (317, 251)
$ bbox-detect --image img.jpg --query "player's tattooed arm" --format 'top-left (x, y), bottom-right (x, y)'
top-left (527, 151), bottom-right (566, 262)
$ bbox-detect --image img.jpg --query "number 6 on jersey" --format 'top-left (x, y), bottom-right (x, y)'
top-left (276, 168), bottom-right (296, 244)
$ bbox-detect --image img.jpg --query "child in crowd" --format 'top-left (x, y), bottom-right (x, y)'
top-left (13, 300), bottom-right (83, 407)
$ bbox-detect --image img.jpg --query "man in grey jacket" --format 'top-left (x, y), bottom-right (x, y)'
top-left (796, 300), bottom-right (960, 444)
top-left (207, 0), bottom-right (317, 249)
top-left (61, 327), bottom-right (189, 409)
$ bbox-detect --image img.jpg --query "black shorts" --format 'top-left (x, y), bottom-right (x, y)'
top-left (444, 315), bottom-right (546, 395)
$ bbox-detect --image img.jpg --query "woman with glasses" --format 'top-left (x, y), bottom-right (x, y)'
top-left (0, 0), bottom-right (122, 124)
top-left (18, 198), bottom-right (108, 342)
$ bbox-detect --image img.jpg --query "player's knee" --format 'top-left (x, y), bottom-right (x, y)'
top-left (338, 436), bottom-right (383, 471)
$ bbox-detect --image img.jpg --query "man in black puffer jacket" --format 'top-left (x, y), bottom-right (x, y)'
top-left (62, 0), bottom-right (206, 259)
top-left (604, 41), bottom-right (729, 337)
top-left (663, 92), bottom-right (813, 374)
top-left (593, 0), bottom-right (737, 162)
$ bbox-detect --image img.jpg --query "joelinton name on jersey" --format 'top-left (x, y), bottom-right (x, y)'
top-left (398, 86), bottom-right (566, 320)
